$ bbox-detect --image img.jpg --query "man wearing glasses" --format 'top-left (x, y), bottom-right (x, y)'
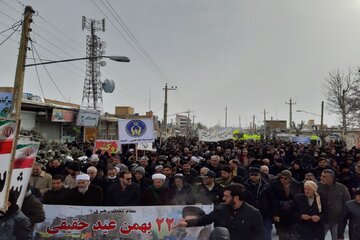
top-left (106, 170), bottom-right (141, 206)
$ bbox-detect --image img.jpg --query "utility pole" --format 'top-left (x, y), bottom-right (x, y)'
top-left (320, 101), bottom-right (324, 134)
top-left (285, 98), bottom-right (296, 132)
top-left (252, 115), bottom-right (255, 133)
top-left (11, 6), bottom-right (34, 119)
top-left (192, 111), bottom-right (195, 130)
top-left (6, 6), bottom-right (34, 210)
top-left (162, 83), bottom-right (177, 133)
top-left (239, 115), bottom-right (241, 131)
top-left (148, 87), bottom-right (151, 111)
top-left (263, 109), bottom-right (267, 140)
top-left (225, 106), bottom-right (228, 128)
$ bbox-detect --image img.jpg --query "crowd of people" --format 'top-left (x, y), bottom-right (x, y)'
top-left (2, 137), bottom-right (360, 239)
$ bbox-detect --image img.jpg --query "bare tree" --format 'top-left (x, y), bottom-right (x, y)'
top-left (324, 69), bottom-right (360, 135)
top-left (291, 121), bottom-right (305, 136)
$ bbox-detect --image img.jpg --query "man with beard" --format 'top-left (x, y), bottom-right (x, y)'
top-left (106, 170), bottom-right (141, 206)
top-left (215, 166), bottom-right (232, 187)
top-left (46, 159), bottom-right (67, 177)
top-left (42, 175), bottom-right (71, 204)
top-left (68, 174), bottom-right (103, 206)
top-left (170, 173), bottom-right (195, 205)
top-left (207, 155), bottom-right (222, 178)
top-left (140, 173), bottom-right (173, 205)
top-left (29, 162), bottom-right (52, 195)
top-left (64, 162), bottom-right (83, 189)
top-left (337, 164), bottom-right (354, 196)
top-left (181, 161), bottom-right (198, 185)
top-left (86, 166), bottom-right (103, 189)
top-left (174, 183), bottom-right (265, 240)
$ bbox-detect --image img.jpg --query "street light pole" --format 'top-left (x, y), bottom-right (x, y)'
top-left (24, 56), bottom-right (130, 67)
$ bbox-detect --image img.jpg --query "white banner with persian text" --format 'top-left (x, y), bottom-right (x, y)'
top-left (34, 204), bottom-right (213, 239)
top-left (137, 142), bottom-right (156, 152)
top-left (198, 128), bottom-right (234, 142)
top-left (76, 109), bottom-right (100, 127)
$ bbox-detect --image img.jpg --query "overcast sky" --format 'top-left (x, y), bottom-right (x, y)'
top-left (1, 0), bottom-right (360, 128)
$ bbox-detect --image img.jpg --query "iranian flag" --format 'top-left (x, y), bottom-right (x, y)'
top-left (10, 140), bottom-right (40, 207)
top-left (0, 119), bottom-right (17, 211)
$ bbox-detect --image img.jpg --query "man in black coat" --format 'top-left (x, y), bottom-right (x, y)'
top-left (175, 183), bottom-right (265, 240)
top-left (46, 159), bottom-right (67, 177)
top-left (139, 173), bottom-right (173, 205)
top-left (338, 188), bottom-right (360, 240)
top-left (244, 167), bottom-right (276, 240)
top-left (133, 166), bottom-right (152, 191)
top-left (68, 174), bottom-right (103, 206)
top-left (195, 170), bottom-right (223, 204)
top-left (272, 170), bottom-right (302, 240)
top-left (106, 170), bottom-right (141, 206)
top-left (42, 175), bottom-right (71, 205)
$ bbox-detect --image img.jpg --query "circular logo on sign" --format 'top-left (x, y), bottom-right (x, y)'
top-left (126, 120), bottom-right (147, 137)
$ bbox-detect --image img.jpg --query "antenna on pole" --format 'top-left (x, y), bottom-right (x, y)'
top-left (81, 16), bottom-right (106, 111)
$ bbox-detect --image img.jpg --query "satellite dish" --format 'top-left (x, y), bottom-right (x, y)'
top-left (102, 79), bottom-right (115, 93)
top-left (100, 61), bottom-right (106, 67)
top-left (100, 41), bottom-right (107, 49)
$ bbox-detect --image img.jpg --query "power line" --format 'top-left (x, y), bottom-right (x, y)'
top-left (30, 40), bottom-right (67, 101)
top-left (0, 0), bottom-right (21, 14)
top-left (29, 40), bottom-right (45, 99)
top-left (0, 20), bottom-right (21, 34)
top-left (91, 0), bottom-right (166, 85)
top-left (102, 0), bottom-right (173, 84)
top-left (99, 0), bottom-right (190, 110)
top-left (0, 19), bottom-right (21, 47)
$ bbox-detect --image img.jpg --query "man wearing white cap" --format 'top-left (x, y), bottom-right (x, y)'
top-left (140, 173), bottom-right (173, 205)
top-left (68, 174), bottom-right (103, 206)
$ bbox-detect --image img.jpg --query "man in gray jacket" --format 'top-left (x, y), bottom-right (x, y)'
top-left (318, 169), bottom-right (351, 240)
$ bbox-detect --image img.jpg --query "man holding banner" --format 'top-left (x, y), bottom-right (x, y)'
top-left (174, 183), bottom-right (265, 240)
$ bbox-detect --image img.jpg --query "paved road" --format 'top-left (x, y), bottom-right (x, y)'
top-left (270, 226), bottom-right (348, 240)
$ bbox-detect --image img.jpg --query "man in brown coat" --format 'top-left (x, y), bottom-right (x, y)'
top-left (29, 162), bottom-right (52, 195)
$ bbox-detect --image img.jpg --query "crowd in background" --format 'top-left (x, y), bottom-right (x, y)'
top-left (23, 137), bottom-right (360, 239)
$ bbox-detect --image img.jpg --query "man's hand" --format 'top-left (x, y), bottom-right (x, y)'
top-left (172, 220), bottom-right (188, 228)
top-left (301, 214), bottom-right (311, 220)
top-left (310, 215), bottom-right (320, 222)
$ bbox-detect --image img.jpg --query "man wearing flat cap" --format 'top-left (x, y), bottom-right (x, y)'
top-left (244, 167), bottom-right (276, 240)
top-left (139, 173), bottom-right (173, 205)
top-left (195, 170), bottom-right (224, 204)
top-left (68, 174), bottom-right (103, 206)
